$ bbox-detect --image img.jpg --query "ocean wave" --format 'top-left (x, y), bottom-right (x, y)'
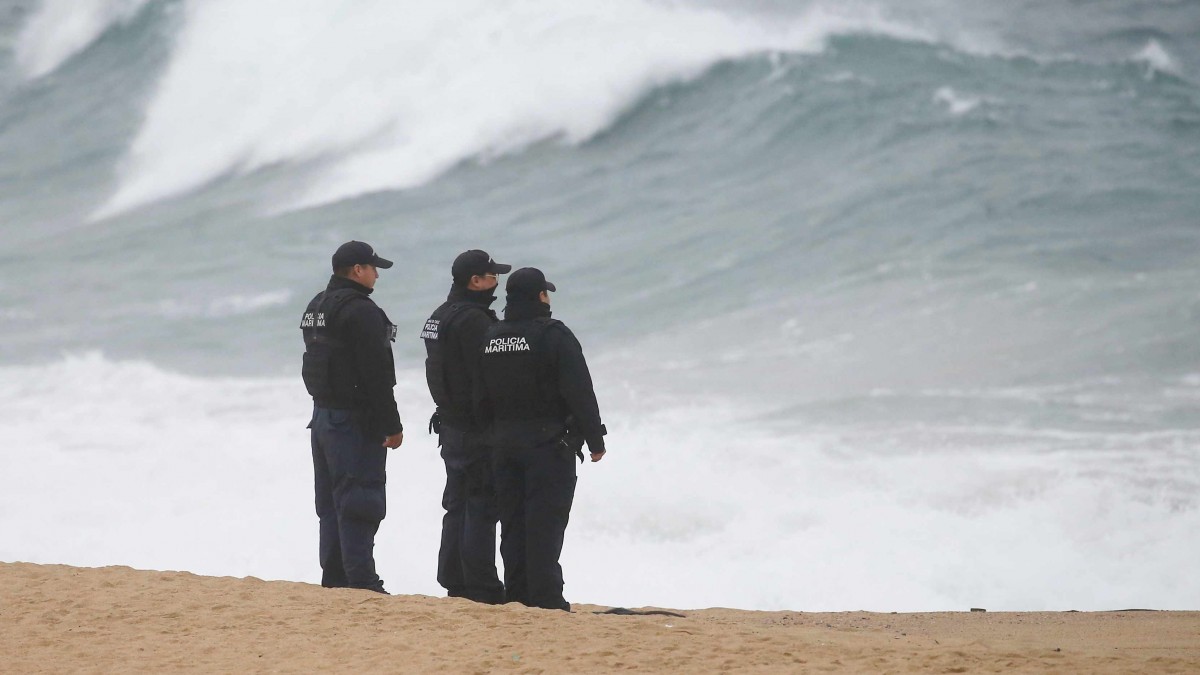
top-left (14, 0), bottom-right (153, 79)
top-left (93, 0), bottom-right (935, 218)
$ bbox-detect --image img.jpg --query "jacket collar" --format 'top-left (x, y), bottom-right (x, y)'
top-left (503, 296), bottom-right (552, 321)
top-left (447, 285), bottom-right (497, 308)
top-left (326, 274), bottom-right (373, 295)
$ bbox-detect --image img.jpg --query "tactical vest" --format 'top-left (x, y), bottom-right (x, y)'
top-left (300, 288), bottom-right (370, 407)
top-left (421, 301), bottom-right (490, 423)
top-left (478, 317), bottom-right (566, 429)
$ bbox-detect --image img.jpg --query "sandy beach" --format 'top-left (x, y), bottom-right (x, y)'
top-left (1, 562), bottom-right (1196, 673)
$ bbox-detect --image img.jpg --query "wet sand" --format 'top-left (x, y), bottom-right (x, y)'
top-left (1, 562), bottom-right (1197, 673)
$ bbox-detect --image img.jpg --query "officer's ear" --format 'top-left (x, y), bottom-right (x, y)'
top-left (539, 290), bottom-right (551, 306)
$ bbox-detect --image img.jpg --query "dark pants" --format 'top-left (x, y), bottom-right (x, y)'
top-left (492, 438), bottom-right (578, 611)
top-left (311, 406), bottom-right (387, 593)
top-left (437, 425), bottom-right (504, 604)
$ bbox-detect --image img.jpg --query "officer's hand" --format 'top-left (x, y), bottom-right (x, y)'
top-left (590, 451), bottom-right (605, 462)
top-left (383, 432), bottom-right (404, 449)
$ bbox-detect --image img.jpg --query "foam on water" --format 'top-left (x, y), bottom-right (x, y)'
top-left (154, 290), bottom-right (294, 320)
top-left (1132, 39), bottom-right (1180, 77)
top-left (2, 354), bottom-right (1195, 611)
top-left (932, 86), bottom-right (982, 116)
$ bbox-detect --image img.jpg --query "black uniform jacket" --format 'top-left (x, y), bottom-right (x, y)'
top-left (423, 287), bottom-right (498, 431)
top-left (304, 275), bottom-right (403, 438)
top-left (475, 298), bottom-right (606, 454)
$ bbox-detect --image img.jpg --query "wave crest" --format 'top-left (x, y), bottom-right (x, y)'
top-left (15, 0), bottom-right (153, 79)
top-left (95, 0), bottom-right (930, 217)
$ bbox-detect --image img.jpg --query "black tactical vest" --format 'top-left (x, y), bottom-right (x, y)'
top-left (479, 317), bottom-right (566, 430)
top-left (300, 288), bottom-right (369, 406)
top-left (421, 301), bottom-right (488, 421)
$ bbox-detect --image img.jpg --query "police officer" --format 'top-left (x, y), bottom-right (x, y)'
top-left (475, 267), bottom-right (606, 611)
top-left (301, 240), bottom-right (404, 594)
top-left (420, 249), bottom-right (511, 604)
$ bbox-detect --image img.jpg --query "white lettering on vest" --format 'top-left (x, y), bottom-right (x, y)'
top-left (420, 319), bottom-right (440, 341)
top-left (484, 336), bottom-right (531, 354)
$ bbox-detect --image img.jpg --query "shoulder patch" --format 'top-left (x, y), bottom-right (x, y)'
top-left (300, 311), bottom-right (326, 329)
top-left (420, 318), bottom-right (440, 341)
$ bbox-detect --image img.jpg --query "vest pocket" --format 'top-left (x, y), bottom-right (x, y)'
top-left (301, 346), bottom-right (332, 398)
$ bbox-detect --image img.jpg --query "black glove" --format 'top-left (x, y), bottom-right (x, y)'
top-left (428, 411), bottom-right (442, 435)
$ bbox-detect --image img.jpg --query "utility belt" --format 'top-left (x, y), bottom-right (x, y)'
top-left (489, 416), bottom-right (585, 463)
top-left (433, 409), bottom-right (476, 433)
top-left (427, 411), bottom-right (480, 443)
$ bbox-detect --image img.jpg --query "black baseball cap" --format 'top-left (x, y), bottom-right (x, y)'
top-left (332, 241), bottom-right (393, 270)
top-left (506, 267), bottom-right (556, 298)
top-left (452, 249), bottom-right (511, 280)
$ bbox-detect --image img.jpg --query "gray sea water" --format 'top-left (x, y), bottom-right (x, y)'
top-left (0, 0), bottom-right (1197, 611)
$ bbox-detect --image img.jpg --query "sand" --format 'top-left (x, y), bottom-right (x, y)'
top-left (1, 562), bottom-right (1197, 673)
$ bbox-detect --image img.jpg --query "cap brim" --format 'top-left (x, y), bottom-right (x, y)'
top-left (490, 262), bottom-right (513, 274)
top-left (373, 256), bottom-right (394, 269)
top-left (544, 280), bottom-right (556, 292)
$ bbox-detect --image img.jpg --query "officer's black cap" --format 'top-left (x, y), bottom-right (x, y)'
top-left (452, 249), bottom-right (511, 281)
top-left (506, 267), bottom-right (556, 298)
top-left (332, 241), bottom-right (393, 270)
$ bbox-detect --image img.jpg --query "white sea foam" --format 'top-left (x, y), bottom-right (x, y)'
top-left (94, 0), bottom-right (933, 218)
top-left (933, 86), bottom-right (981, 116)
top-left (1132, 39), bottom-right (1179, 78)
top-left (154, 290), bottom-right (293, 319)
top-left (14, 0), bottom-right (153, 79)
top-left (0, 307), bottom-right (34, 320)
top-left (1, 354), bottom-right (1196, 611)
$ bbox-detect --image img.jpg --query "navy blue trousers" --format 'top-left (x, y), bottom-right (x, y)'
top-left (437, 425), bottom-right (504, 604)
top-left (492, 439), bottom-right (577, 611)
top-left (311, 407), bottom-right (387, 593)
